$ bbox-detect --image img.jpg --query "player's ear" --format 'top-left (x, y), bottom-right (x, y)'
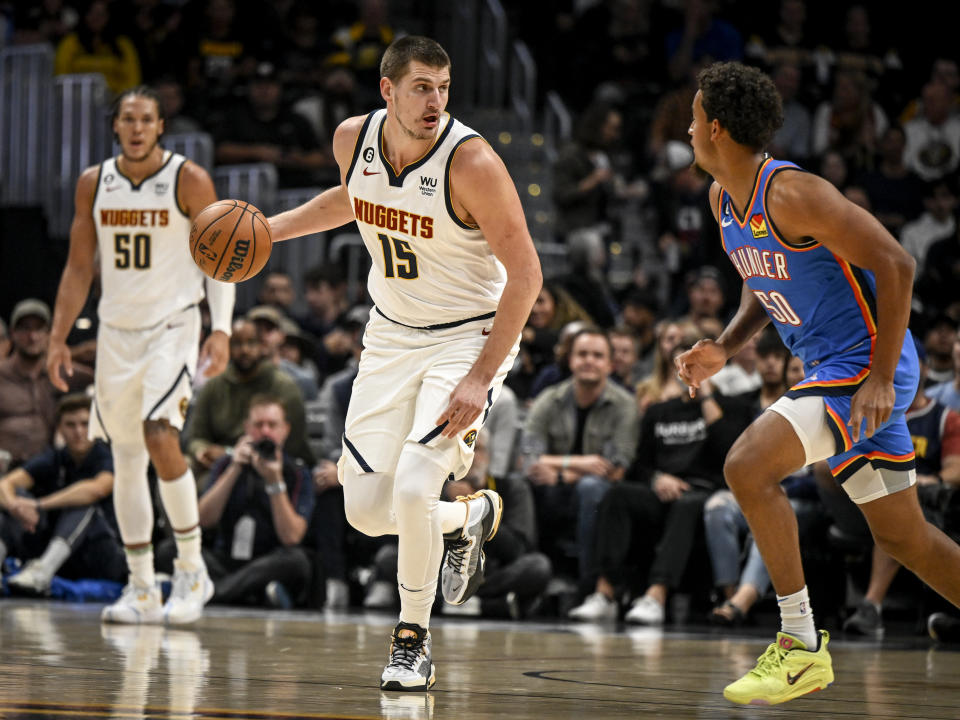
top-left (157, 117), bottom-right (165, 138)
top-left (380, 76), bottom-right (392, 103)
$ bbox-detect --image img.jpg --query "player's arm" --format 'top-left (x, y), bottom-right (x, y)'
top-left (770, 171), bottom-right (916, 440)
top-left (48, 167), bottom-right (100, 391)
top-left (35, 471), bottom-right (113, 510)
top-left (676, 182), bottom-right (769, 394)
top-left (436, 139), bottom-right (543, 437)
top-left (266, 116), bottom-right (364, 242)
top-left (179, 161), bottom-right (234, 377)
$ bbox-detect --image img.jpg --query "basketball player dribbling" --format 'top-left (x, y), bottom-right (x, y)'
top-left (677, 61), bottom-right (960, 705)
top-left (47, 86), bottom-right (235, 625)
top-left (266, 36), bottom-right (542, 690)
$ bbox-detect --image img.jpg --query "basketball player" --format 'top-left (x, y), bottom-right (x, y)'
top-left (677, 61), bottom-right (960, 706)
top-left (266, 36), bottom-right (541, 690)
top-left (47, 86), bottom-right (235, 625)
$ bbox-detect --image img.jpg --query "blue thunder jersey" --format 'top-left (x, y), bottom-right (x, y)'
top-left (718, 157), bottom-right (919, 481)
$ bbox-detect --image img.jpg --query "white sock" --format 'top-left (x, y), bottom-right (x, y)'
top-left (440, 501), bottom-right (468, 535)
top-left (398, 580), bottom-right (436, 629)
top-left (125, 545), bottom-right (155, 589)
top-left (158, 470), bottom-right (203, 569)
top-left (35, 537), bottom-right (72, 579)
top-left (777, 585), bottom-right (817, 649)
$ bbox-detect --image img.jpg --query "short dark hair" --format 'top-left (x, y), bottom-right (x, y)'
top-left (55, 393), bottom-right (91, 425)
top-left (698, 62), bottom-right (783, 151)
top-left (570, 326), bottom-right (613, 357)
top-left (755, 326), bottom-right (788, 359)
top-left (304, 263), bottom-right (345, 289)
top-left (111, 85), bottom-right (165, 126)
top-left (380, 36), bottom-right (450, 83)
top-left (248, 393), bottom-right (287, 420)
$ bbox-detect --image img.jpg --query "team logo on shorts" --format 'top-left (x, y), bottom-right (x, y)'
top-left (463, 429), bottom-right (477, 447)
top-left (179, 397), bottom-right (189, 419)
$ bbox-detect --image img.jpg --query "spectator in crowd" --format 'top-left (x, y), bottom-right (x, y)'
top-left (842, 341), bottom-right (960, 637)
top-left (0, 393), bottom-right (125, 595)
top-left (828, 3), bottom-right (903, 112)
top-left (743, 0), bottom-right (820, 106)
top-left (819, 149), bottom-right (849, 190)
top-left (483, 383), bottom-right (521, 481)
top-left (527, 320), bottom-right (588, 400)
top-left (635, 319), bottom-right (702, 414)
top-left (279, 1), bottom-right (333, 92)
top-left (900, 57), bottom-right (960, 125)
top-left (664, 0), bottom-right (743, 84)
top-left (704, 331), bottom-right (794, 626)
top-left (13, 0), bottom-right (78, 46)
top-left (916, 222), bottom-right (960, 320)
top-left (441, 429), bottom-right (552, 618)
top-left (552, 101), bottom-right (635, 248)
top-left (903, 81), bottom-right (960, 182)
top-left (215, 61), bottom-right (332, 189)
top-left (857, 125), bottom-right (925, 237)
top-left (647, 66), bottom-right (701, 164)
top-left (922, 314), bottom-right (958, 388)
top-left (768, 61), bottom-right (811, 164)
top-left (246, 305), bottom-right (318, 401)
top-left (522, 328), bottom-right (638, 584)
top-left (257, 271), bottom-right (297, 317)
top-left (810, 69), bottom-right (888, 175)
top-left (325, 0), bottom-right (395, 104)
top-left (899, 180), bottom-right (957, 270)
top-left (163, 395), bottom-right (314, 608)
top-left (927, 334), bottom-right (960, 412)
top-left (154, 76), bottom-right (203, 135)
top-left (568, 341), bottom-right (752, 623)
top-left (298, 264), bottom-right (352, 379)
top-left (619, 289), bottom-right (659, 380)
top-left (680, 265), bottom-right (728, 334)
top-left (54, 0), bottom-right (141, 96)
top-left (181, 0), bottom-right (259, 105)
top-left (609, 327), bottom-right (641, 393)
top-left (0, 300), bottom-right (92, 469)
top-left (186, 318), bottom-right (313, 487)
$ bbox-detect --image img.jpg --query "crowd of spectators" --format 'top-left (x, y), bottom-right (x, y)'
top-left (1, 0), bottom-right (960, 639)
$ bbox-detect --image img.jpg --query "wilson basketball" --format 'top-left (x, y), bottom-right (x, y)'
top-left (189, 199), bottom-right (272, 283)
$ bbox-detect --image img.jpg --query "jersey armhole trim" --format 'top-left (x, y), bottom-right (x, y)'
top-left (173, 159), bottom-right (190, 218)
top-left (764, 166), bottom-right (820, 251)
top-left (345, 111), bottom-right (377, 186)
top-left (90, 163), bottom-right (104, 216)
top-left (444, 135), bottom-right (483, 230)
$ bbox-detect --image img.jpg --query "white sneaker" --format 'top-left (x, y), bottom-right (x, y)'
top-left (441, 489), bottom-right (502, 605)
top-left (568, 592), bottom-right (618, 621)
top-left (364, 580), bottom-right (397, 609)
top-left (102, 583), bottom-right (164, 624)
top-left (325, 578), bottom-right (350, 609)
top-left (625, 595), bottom-right (665, 625)
top-left (163, 560), bottom-right (214, 625)
top-left (7, 559), bottom-right (53, 596)
top-left (380, 622), bottom-right (436, 691)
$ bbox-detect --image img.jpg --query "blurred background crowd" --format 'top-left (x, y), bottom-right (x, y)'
top-left (1, 0), bottom-right (959, 640)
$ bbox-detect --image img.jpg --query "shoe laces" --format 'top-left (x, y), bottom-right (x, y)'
top-left (445, 536), bottom-right (469, 574)
top-left (752, 642), bottom-right (788, 677)
top-left (388, 625), bottom-right (425, 672)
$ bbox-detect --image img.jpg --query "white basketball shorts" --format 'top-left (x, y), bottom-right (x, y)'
top-left (340, 308), bottom-right (518, 481)
top-left (90, 304), bottom-right (200, 446)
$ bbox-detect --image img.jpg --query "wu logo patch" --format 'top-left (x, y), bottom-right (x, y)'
top-left (419, 175), bottom-right (437, 197)
top-left (155, 182), bottom-right (169, 194)
top-left (750, 213), bottom-right (769, 238)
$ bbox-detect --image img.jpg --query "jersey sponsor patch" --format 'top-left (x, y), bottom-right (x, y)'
top-left (750, 213), bottom-right (769, 238)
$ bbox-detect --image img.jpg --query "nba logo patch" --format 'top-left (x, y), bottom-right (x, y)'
top-left (750, 213), bottom-right (769, 238)
top-left (463, 429), bottom-right (477, 447)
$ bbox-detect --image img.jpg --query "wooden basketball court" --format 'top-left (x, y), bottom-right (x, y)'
top-left (2, 599), bottom-right (959, 719)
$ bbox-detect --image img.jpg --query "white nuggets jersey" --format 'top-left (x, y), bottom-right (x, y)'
top-left (345, 109), bottom-right (506, 327)
top-left (92, 151), bottom-right (205, 329)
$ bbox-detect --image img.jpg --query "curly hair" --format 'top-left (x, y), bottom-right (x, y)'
top-left (698, 62), bottom-right (784, 151)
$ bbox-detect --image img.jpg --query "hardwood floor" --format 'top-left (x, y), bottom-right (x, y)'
top-left (1, 600), bottom-right (959, 719)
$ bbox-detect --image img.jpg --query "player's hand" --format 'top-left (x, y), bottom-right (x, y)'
top-left (848, 374), bottom-right (895, 443)
top-left (46, 340), bottom-right (73, 392)
top-left (198, 330), bottom-right (229, 379)
top-left (437, 374), bottom-right (487, 438)
top-left (653, 472), bottom-right (690, 502)
top-left (675, 339), bottom-right (727, 397)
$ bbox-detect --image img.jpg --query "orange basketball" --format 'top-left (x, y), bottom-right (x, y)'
top-left (189, 199), bottom-right (272, 283)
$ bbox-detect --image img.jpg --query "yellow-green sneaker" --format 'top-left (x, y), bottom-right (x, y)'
top-left (723, 630), bottom-right (834, 706)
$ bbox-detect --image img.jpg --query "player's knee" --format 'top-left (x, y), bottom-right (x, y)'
top-left (341, 469), bottom-right (394, 537)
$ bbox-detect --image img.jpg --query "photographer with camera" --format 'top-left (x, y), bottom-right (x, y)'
top-left (161, 394), bottom-right (315, 608)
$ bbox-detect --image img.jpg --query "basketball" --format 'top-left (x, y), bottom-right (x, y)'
top-left (189, 199), bottom-right (272, 283)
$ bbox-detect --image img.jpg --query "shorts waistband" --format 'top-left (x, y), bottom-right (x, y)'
top-left (374, 307), bottom-right (495, 331)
